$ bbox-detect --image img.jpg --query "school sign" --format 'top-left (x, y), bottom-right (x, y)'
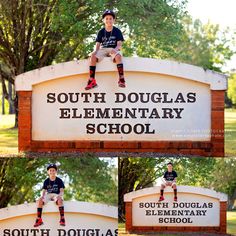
top-left (124, 186), bottom-right (227, 234)
top-left (0, 201), bottom-right (117, 236)
top-left (15, 57), bottom-right (227, 156)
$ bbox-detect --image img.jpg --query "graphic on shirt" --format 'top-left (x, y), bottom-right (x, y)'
top-left (43, 177), bottom-right (65, 194)
top-left (96, 26), bottom-right (124, 48)
top-left (164, 171), bottom-right (178, 181)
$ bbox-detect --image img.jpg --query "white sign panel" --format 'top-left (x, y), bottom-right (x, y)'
top-left (132, 193), bottom-right (220, 227)
top-left (32, 72), bottom-right (211, 141)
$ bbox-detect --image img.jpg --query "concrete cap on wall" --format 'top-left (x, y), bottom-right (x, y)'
top-left (15, 57), bottom-right (227, 91)
top-left (124, 185), bottom-right (228, 202)
top-left (0, 201), bottom-right (117, 221)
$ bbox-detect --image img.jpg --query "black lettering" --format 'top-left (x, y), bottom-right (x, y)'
top-left (68, 229), bottom-right (76, 236)
top-left (96, 108), bottom-right (110, 119)
top-left (163, 93), bottom-right (173, 103)
top-left (124, 108), bottom-right (137, 118)
top-left (115, 93), bottom-right (126, 103)
top-left (86, 124), bottom-right (95, 134)
top-left (94, 93), bottom-right (106, 103)
top-left (146, 210), bottom-right (151, 215)
top-left (3, 229), bottom-right (10, 236)
top-left (58, 93), bottom-right (68, 103)
top-left (58, 229), bottom-right (66, 236)
top-left (151, 93), bottom-right (162, 103)
top-left (115, 229), bottom-right (118, 236)
top-left (68, 93), bottom-right (80, 103)
top-left (97, 124), bottom-right (107, 134)
top-left (81, 93), bottom-right (92, 103)
top-left (128, 93), bottom-right (139, 103)
top-left (145, 124), bottom-right (155, 134)
top-left (149, 108), bottom-right (160, 119)
top-left (162, 108), bottom-right (174, 119)
top-left (105, 229), bottom-right (113, 236)
top-left (72, 108), bottom-right (82, 118)
top-left (139, 202), bottom-right (144, 208)
top-left (108, 124), bottom-right (121, 134)
top-left (60, 108), bottom-right (70, 119)
top-left (187, 92), bottom-right (196, 103)
top-left (47, 93), bottom-right (56, 103)
top-left (138, 108), bottom-right (149, 118)
top-left (112, 108), bottom-right (123, 118)
top-left (140, 93), bottom-right (150, 103)
top-left (84, 108), bottom-right (94, 118)
top-left (121, 124), bottom-right (132, 134)
top-left (175, 93), bottom-right (186, 103)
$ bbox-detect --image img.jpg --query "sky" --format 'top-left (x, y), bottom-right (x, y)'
top-left (186, 0), bottom-right (236, 71)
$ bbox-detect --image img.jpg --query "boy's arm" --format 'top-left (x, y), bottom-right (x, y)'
top-left (58, 188), bottom-right (64, 198)
top-left (94, 42), bottom-right (101, 53)
top-left (115, 41), bottom-right (122, 51)
top-left (41, 189), bottom-right (46, 198)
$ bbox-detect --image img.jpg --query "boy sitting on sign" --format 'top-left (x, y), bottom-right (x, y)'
top-left (85, 9), bottom-right (126, 90)
top-left (34, 164), bottom-right (66, 227)
top-left (159, 162), bottom-right (178, 202)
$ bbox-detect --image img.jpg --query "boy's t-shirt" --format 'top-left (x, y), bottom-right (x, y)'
top-left (163, 170), bottom-right (178, 182)
top-left (96, 26), bottom-right (124, 48)
top-left (43, 177), bottom-right (65, 194)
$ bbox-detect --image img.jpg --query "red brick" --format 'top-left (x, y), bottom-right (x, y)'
top-left (75, 141), bottom-right (101, 149)
top-left (104, 141), bottom-right (139, 149)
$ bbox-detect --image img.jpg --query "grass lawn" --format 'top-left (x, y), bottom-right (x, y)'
top-left (225, 109), bottom-right (236, 157)
top-left (0, 114), bottom-right (18, 155)
top-left (227, 211), bottom-right (236, 235)
top-left (118, 211), bottom-right (236, 235)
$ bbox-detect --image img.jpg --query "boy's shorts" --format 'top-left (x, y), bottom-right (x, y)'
top-left (42, 193), bottom-right (63, 204)
top-left (95, 48), bottom-right (122, 62)
top-left (162, 181), bottom-right (177, 188)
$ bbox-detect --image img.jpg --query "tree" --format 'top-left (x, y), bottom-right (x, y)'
top-left (0, 157), bottom-right (117, 208)
top-left (228, 73), bottom-right (236, 107)
top-left (0, 0), bottom-right (105, 126)
top-left (174, 17), bottom-right (235, 72)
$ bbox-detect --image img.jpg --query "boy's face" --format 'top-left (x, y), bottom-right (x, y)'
top-left (167, 164), bottom-right (173, 172)
top-left (48, 168), bottom-right (57, 178)
top-left (103, 15), bottom-right (115, 28)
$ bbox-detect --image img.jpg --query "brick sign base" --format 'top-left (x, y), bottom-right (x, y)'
top-left (124, 186), bottom-right (227, 234)
top-left (16, 57), bottom-right (227, 156)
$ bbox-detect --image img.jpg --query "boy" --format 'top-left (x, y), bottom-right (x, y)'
top-left (85, 9), bottom-right (126, 90)
top-left (159, 162), bottom-right (178, 202)
top-left (34, 164), bottom-right (65, 227)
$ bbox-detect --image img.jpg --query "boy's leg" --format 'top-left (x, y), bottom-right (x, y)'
top-left (172, 183), bottom-right (177, 201)
top-left (114, 54), bottom-right (126, 88)
top-left (34, 198), bottom-right (44, 227)
top-left (56, 196), bottom-right (65, 226)
top-left (85, 53), bottom-right (98, 90)
top-left (159, 184), bottom-right (166, 202)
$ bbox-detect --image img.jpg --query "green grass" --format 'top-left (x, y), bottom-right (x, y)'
top-left (0, 114), bottom-right (18, 154)
top-left (118, 212), bottom-right (236, 235)
top-left (225, 109), bottom-right (236, 157)
top-left (227, 211), bottom-right (236, 235)
top-left (0, 108), bottom-right (235, 156)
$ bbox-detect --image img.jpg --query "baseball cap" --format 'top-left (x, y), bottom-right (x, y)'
top-left (47, 164), bottom-right (57, 171)
top-left (102, 9), bottom-right (116, 19)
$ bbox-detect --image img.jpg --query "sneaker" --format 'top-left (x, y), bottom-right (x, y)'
top-left (85, 78), bottom-right (97, 90)
top-left (118, 79), bottom-right (126, 88)
top-left (158, 196), bottom-right (164, 202)
top-left (34, 218), bottom-right (43, 227)
top-left (174, 196), bottom-right (178, 202)
top-left (60, 218), bottom-right (66, 226)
